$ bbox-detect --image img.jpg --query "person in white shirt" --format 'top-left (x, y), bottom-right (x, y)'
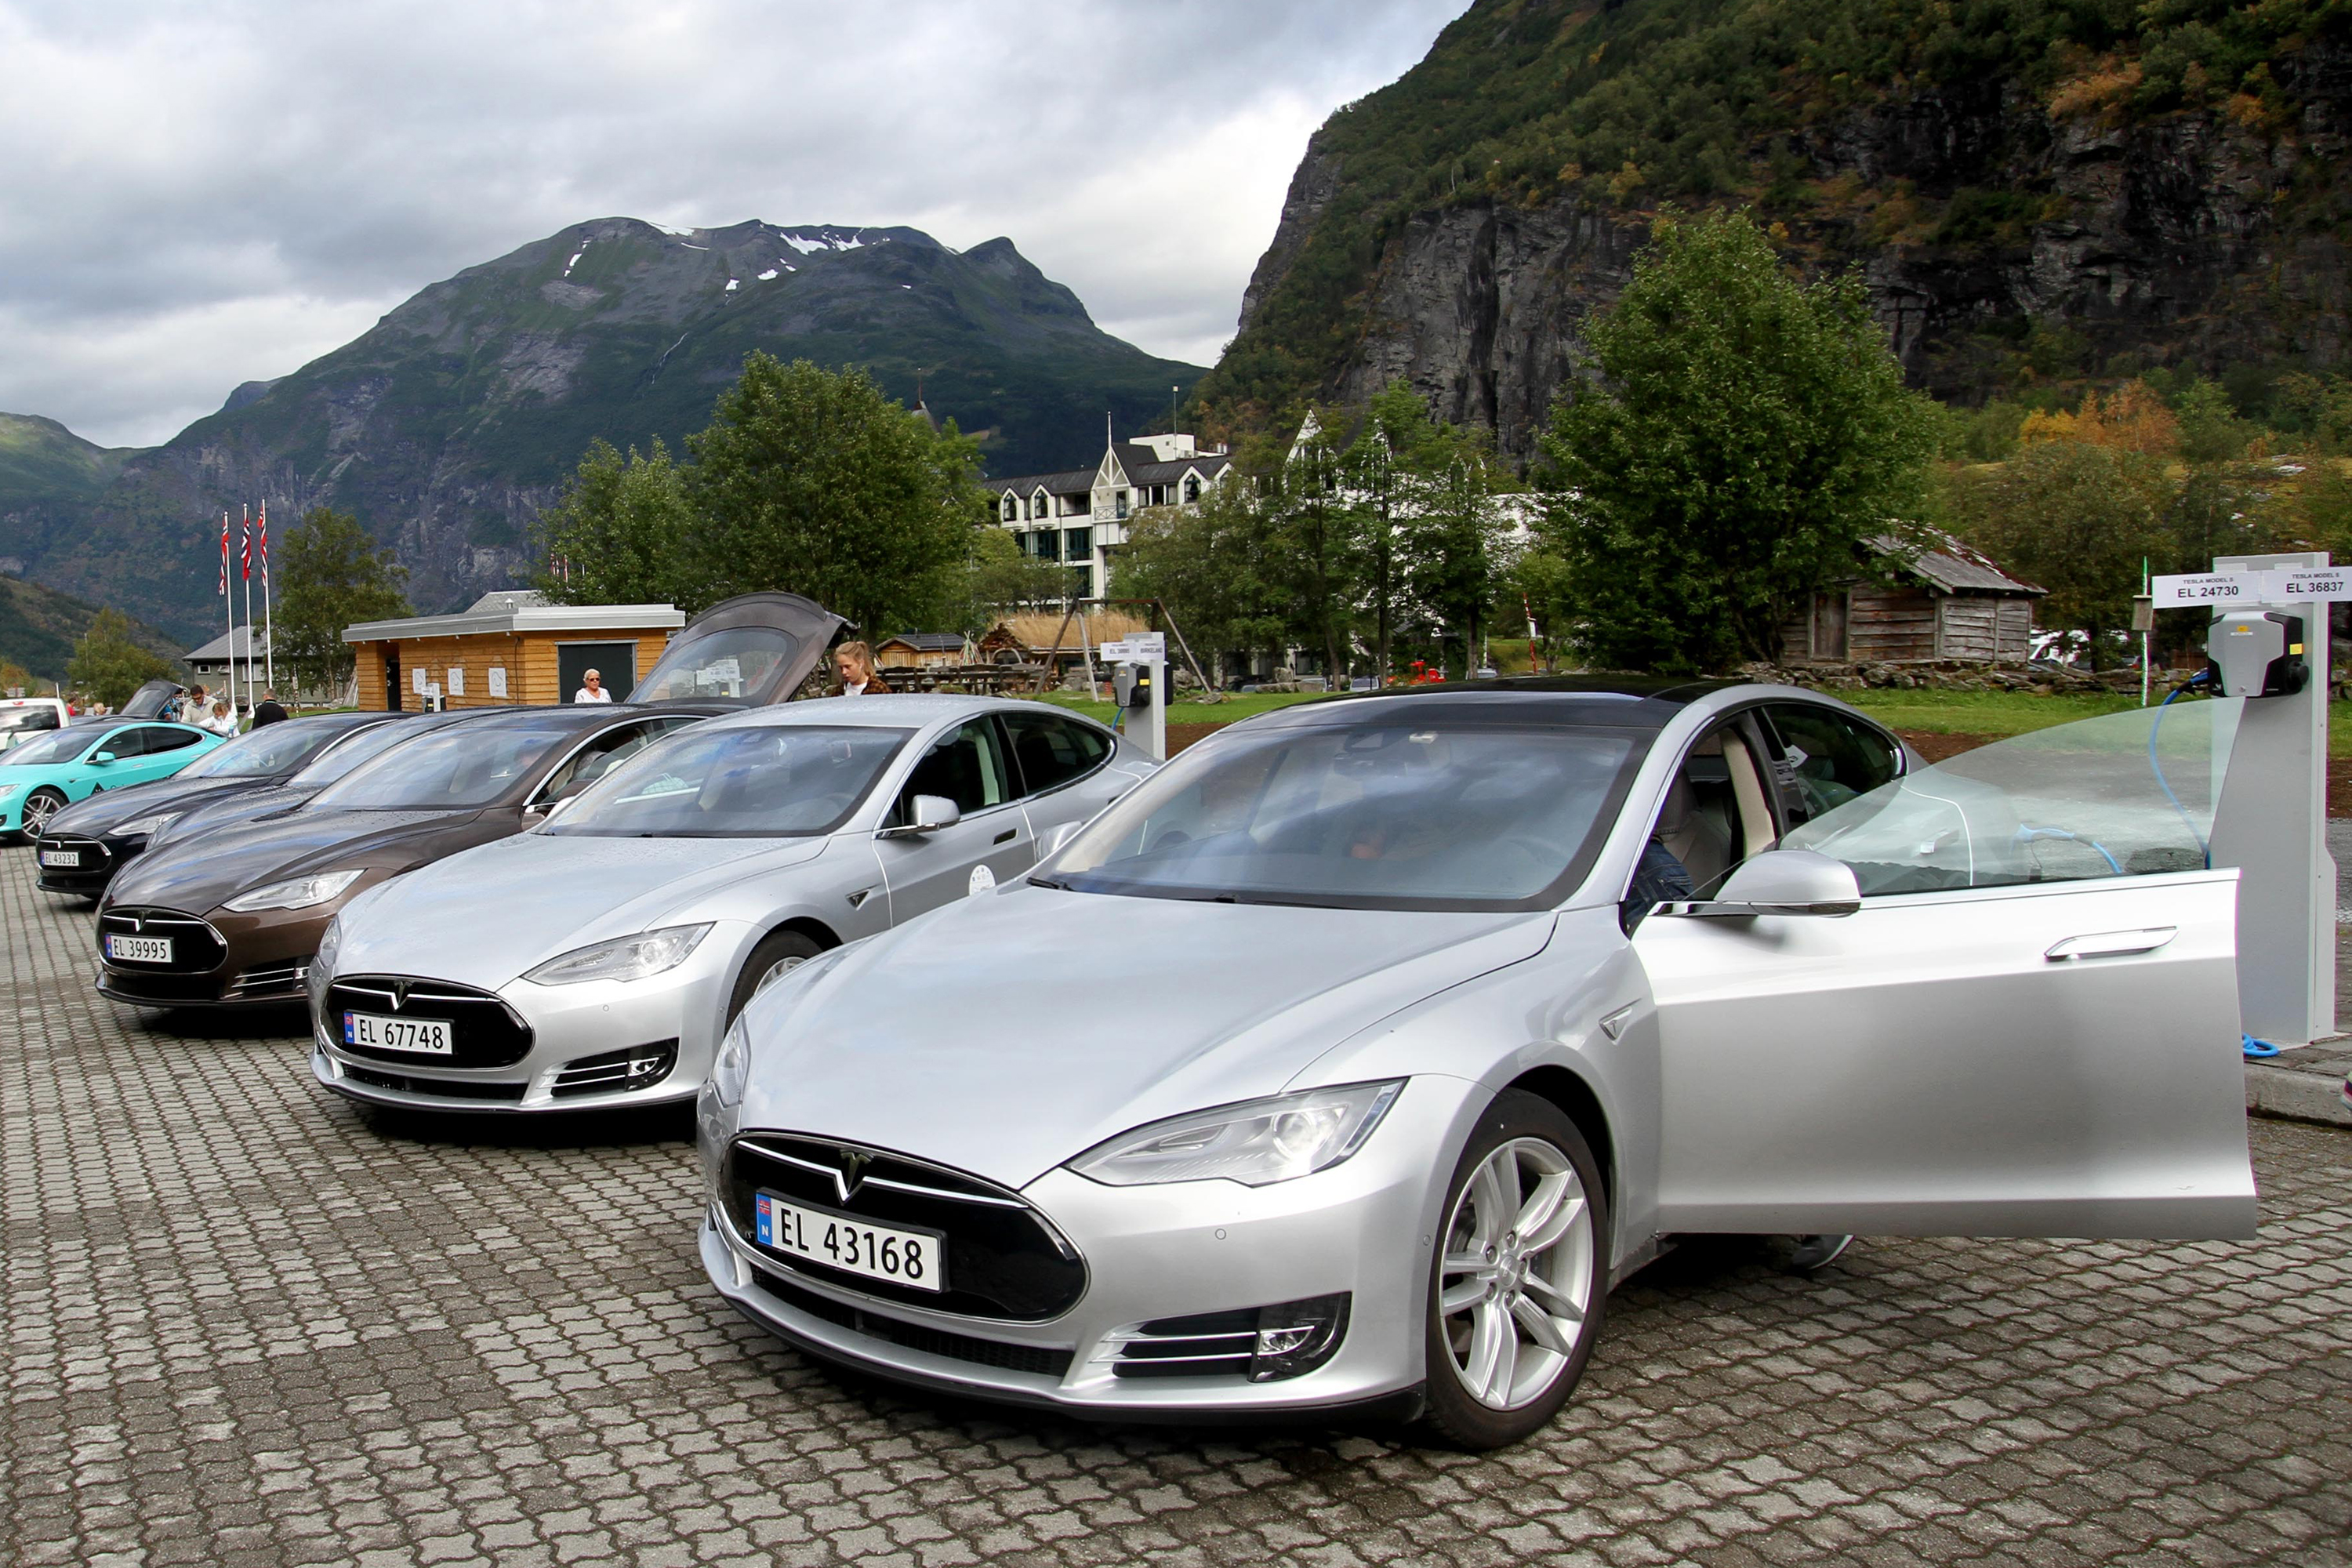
top-left (828, 642), bottom-right (892, 697)
top-left (573, 669), bottom-right (613, 703)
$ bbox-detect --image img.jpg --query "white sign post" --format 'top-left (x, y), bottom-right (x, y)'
top-left (1098, 634), bottom-right (1167, 760)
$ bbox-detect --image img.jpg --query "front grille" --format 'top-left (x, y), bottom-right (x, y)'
top-left (225, 960), bottom-right (310, 1001)
top-left (551, 1040), bottom-right (678, 1098)
top-left (724, 1134), bottom-right (1087, 1322)
top-left (748, 1261), bottom-right (1073, 1378)
top-left (325, 975), bottom-right (533, 1068)
top-left (339, 1064), bottom-right (529, 1102)
top-left (1106, 1309), bottom-right (1259, 1380)
top-left (98, 908), bottom-right (227, 974)
top-left (36, 836), bottom-right (111, 873)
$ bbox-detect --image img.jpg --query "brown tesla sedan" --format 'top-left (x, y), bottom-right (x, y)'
top-left (94, 704), bottom-right (719, 1008)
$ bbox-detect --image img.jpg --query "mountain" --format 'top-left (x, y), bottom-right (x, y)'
top-left (21, 220), bottom-right (1204, 641)
top-left (0, 574), bottom-right (183, 683)
top-left (0, 413), bottom-right (141, 578)
top-left (1197, 0), bottom-right (2352, 459)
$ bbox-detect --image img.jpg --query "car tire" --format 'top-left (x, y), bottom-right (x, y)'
top-left (1420, 1090), bottom-right (1610, 1451)
top-left (725, 929), bottom-right (824, 1028)
top-left (21, 787), bottom-right (69, 838)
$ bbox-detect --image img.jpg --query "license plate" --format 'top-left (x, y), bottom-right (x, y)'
top-left (103, 934), bottom-right (171, 964)
top-left (755, 1192), bottom-right (945, 1293)
top-left (40, 850), bottom-right (80, 868)
top-left (343, 1011), bottom-right (453, 1055)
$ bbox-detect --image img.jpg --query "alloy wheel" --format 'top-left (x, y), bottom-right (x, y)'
top-left (24, 791), bottom-right (63, 836)
top-left (751, 953), bottom-right (808, 996)
top-left (1436, 1135), bottom-right (1596, 1410)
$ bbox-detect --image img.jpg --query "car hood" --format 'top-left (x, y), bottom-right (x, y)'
top-left (332, 831), bottom-right (829, 987)
top-left (105, 808), bottom-right (472, 915)
top-left (736, 887), bottom-right (1555, 1189)
top-left (45, 776), bottom-right (270, 838)
top-left (150, 784), bottom-right (317, 847)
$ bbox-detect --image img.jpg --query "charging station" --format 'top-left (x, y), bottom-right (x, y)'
top-left (1100, 632), bottom-right (1167, 762)
top-left (2154, 552), bottom-right (2342, 1046)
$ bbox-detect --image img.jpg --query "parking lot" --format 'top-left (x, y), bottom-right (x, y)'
top-left (3, 844), bottom-right (2348, 1568)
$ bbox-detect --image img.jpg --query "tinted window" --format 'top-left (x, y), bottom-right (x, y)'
top-left (635, 628), bottom-right (797, 702)
top-left (286, 720), bottom-right (424, 788)
top-left (310, 725), bottom-right (574, 810)
top-left (180, 721), bottom-right (348, 779)
top-left (897, 719), bottom-right (1012, 818)
top-left (1766, 705), bottom-right (1900, 820)
top-left (548, 724), bottom-right (908, 837)
top-left (1048, 723), bottom-right (1641, 912)
top-left (1001, 709), bottom-right (1110, 795)
top-left (1780, 700), bottom-right (2235, 895)
top-left (136, 726), bottom-right (205, 755)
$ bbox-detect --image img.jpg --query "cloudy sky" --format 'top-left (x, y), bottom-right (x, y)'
top-left (1, 0), bottom-right (1465, 449)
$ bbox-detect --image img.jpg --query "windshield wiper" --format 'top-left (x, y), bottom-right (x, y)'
top-left (1028, 874), bottom-right (1069, 890)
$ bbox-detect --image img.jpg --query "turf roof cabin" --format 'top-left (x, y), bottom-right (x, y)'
top-left (343, 591), bottom-right (684, 710)
top-left (1780, 533), bottom-right (2045, 666)
top-left (874, 633), bottom-right (968, 671)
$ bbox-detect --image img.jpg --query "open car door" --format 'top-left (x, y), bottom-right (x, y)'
top-left (631, 593), bottom-right (844, 709)
top-left (1635, 700), bottom-right (2259, 1241)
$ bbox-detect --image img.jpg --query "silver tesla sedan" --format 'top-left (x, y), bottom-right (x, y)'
top-left (696, 677), bottom-right (2259, 1448)
top-left (308, 695), bottom-right (1155, 1113)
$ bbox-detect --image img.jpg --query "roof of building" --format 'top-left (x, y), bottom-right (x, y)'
top-left (989, 444), bottom-right (1234, 497)
top-left (343, 599), bottom-right (685, 644)
top-left (1123, 453), bottom-right (1232, 487)
top-left (980, 611), bottom-right (1150, 653)
top-left (878, 632), bottom-right (967, 652)
top-left (185, 625), bottom-right (271, 661)
top-left (989, 467), bottom-right (1098, 496)
top-left (466, 590), bottom-right (550, 614)
top-left (1874, 532), bottom-right (2045, 597)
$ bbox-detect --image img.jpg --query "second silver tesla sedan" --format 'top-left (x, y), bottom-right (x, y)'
top-left (310, 696), bottom-right (1155, 1112)
top-left (696, 677), bottom-right (2258, 1449)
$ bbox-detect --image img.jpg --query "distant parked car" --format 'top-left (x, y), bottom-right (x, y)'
top-left (0, 718), bottom-right (226, 840)
top-left (34, 712), bottom-right (405, 896)
top-left (0, 697), bottom-right (69, 755)
top-left (311, 696), bottom-right (1153, 1115)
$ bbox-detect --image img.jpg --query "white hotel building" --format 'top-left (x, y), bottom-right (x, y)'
top-left (987, 432), bottom-right (1235, 601)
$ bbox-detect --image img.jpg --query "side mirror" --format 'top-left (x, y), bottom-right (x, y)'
top-left (878, 793), bottom-right (961, 839)
top-left (1671, 849), bottom-right (1861, 919)
top-left (91, 751), bottom-right (117, 765)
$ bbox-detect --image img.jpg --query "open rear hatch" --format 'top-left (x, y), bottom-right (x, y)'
top-left (630, 592), bottom-right (844, 709)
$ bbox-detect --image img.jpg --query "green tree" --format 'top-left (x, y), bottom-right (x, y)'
top-left (0, 657), bottom-right (35, 697)
top-left (1948, 442), bottom-right (2168, 670)
top-left (1399, 429), bottom-right (1515, 678)
top-left (938, 525), bottom-right (1072, 638)
top-left (1341, 383), bottom-right (1426, 679)
top-left (1537, 209), bottom-right (1937, 672)
top-left (275, 508), bottom-right (412, 697)
top-left (536, 438), bottom-right (695, 607)
top-left (1113, 472), bottom-right (1287, 684)
top-left (1262, 414), bottom-right (1366, 681)
top-left (67, 608), bottom-right (175, 708)
top-left (686, 355), bottom-right (985, 636)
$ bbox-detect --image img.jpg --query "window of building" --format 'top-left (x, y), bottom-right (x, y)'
top-left (1001, 496), bottom-right (1017, 522)
top-left (1114, 490), bottom-right (1130, 520)
top-left (1034, 491), bottom-right (1051, 520)
top-left (1063, 527), bottom-right (1091, 561)
top-left (1183, 475), bottom-right (1201, 503)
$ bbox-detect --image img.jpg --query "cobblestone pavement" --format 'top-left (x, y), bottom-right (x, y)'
top-left (3, 846), bottom-right (2348, 1568)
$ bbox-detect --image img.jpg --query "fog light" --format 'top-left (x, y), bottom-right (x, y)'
top-left (1248, 1294), bottom-right (1349, 1382)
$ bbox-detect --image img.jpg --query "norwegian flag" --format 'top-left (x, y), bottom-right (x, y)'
top-left (257, 502), bottom-right (270, 585)
top-left (240, 507), bottom-right (252, 581)
top-left (219, 513), bottom-right (230, 595)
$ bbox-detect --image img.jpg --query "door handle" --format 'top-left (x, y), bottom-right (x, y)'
top-left (993, 829), bottom-right (1017, 844)
top-left (2045, 927), bottom-right (2177, 962)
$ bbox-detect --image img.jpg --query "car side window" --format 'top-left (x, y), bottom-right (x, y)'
top-left (896, 719), bottom-right (1011, 821)
top-left (1764, 705), bottom-right (1900, 823)
top-left (1628, 720), bottom-right (1778, 925)
top-left (100, 727), bottom-right (151, 758)
top-left (538, 719), bottom-right (679, 804)
top-left (1000, 709), bottom-right (1110, 796)
top-left (140, 726), bottom-right (204, 755)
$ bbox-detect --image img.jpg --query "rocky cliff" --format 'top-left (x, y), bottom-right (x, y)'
top-left (20, 220), bottom-right (1203, 641)
top-left (1203, 0), bottom-right (2352, 461)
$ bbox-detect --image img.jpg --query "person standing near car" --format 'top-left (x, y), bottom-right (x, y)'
top-left (829, 641), bottom-right (891, 697)
top-left (250, 690), bottom-right (289, 728)
top-left (572, 669), bottom-right (613, 703)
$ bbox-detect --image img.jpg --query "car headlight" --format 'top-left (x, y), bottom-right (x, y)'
top-left (710, 1017), bottom-right (752, 1109)
top-left (222, 868), bottom-right (365, 913)
top-left (114, 811), bottom-right (180, 840)
top-left (1068, 1081), bottom-right (1406, 1188)
top-left (522, 924), bottom-right (713, 986)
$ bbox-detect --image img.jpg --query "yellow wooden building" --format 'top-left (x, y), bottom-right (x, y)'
top-left (343, 592), bottom-right (685, 710)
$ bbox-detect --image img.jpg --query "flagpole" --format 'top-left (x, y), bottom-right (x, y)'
top-left (260, 501), bottom-right (274, 695)
top-left (241, 504), bottom-right (254, 724)
top-left (221, 511), bottom-right (236, 720)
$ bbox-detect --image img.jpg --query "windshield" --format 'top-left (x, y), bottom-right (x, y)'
top-left (308, 724), bottom-right (572, 811)
top-left (2, 728), bottom-right (98, 768)
top-left (547, 724), bottom-right (908, 837)
top-left (1046, 721), bottom-right (1642, 910)
top-left (284, 718), bottom-right (422, 788)
top-left (1782, 697), bottom-right (2242, 895)
top-left (634, 628), bottom-right (797, 702)
top-left (178, 721), bottom-right (348, 780)
top-left (0, 706), bottom-right (59, 735)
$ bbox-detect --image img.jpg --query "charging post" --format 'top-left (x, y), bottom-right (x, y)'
top-left (1101, 632), bottom-right (1167, 762)
top-left (2153, 552), bottom-right (2342, 1046)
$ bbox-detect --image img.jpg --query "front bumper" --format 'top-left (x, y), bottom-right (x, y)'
top-left (95, 902), bottom-right (321, 1007)
top-left (701, 1080), bottom-right (1469, 1417)
top-left (35, 833), bottom-right (139, 894)
top-left (310, 940), bottom-right (737, 1113)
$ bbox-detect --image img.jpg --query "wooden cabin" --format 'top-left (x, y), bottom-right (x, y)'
top-left (874, 632), bottom-right (969, 670)
top-left (343, 591), bottom-right (684, 710)
top-left (977, 612), bottom-right (1151, 666)
top-left (1782, 533), bottom-right (2043, 666)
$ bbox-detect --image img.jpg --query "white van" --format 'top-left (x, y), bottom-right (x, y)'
top-left (0, 697), bottom-right (70, 755)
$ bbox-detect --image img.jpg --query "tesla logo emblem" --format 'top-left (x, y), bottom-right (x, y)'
top-left (831, 1149), bottom-right (872, 1202)
top-left (390, 980), bottom-right (411, 1010)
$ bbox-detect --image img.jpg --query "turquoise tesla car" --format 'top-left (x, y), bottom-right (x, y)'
top-left (0, 720), bottom-right (225, 840)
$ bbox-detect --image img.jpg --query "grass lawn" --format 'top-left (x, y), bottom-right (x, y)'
top-left (1020, 690), bottom-right (1327, 727)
